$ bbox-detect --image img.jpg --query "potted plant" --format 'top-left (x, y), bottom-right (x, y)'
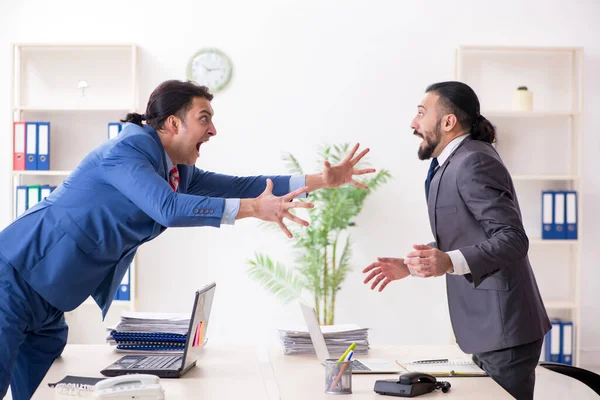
top-left (247, 143), bottom-right (391, 325)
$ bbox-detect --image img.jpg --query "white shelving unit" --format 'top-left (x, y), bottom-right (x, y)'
top-left (455, 45), bottom-right (583, 365)
top-left (10, 44), bottom-right (140, 341)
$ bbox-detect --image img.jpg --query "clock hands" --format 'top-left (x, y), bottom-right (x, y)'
top-left (200, 65), bottom-right (225, 72)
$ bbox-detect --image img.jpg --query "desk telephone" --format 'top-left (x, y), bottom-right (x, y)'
top-left (374, 372), bottom-right (451, 397)
top-left (93, 374), bottom-right (165, 400)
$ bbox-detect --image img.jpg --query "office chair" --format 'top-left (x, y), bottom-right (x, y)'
top-left (539, 362), bottom-right (600, 395)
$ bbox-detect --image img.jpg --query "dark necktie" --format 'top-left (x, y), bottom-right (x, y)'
top-left (425, 157), bottom-right (439, 199)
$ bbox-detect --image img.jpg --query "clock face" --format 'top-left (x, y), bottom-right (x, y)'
top-left (187, 48), bottom-right (232, 92)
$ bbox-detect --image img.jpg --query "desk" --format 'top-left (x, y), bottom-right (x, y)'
top-left (268, 345), bottom-right (510, 399)
top-left (32, 345), bottom-right (272, 399)
top-left (29, 344), bottom-right (598, 399)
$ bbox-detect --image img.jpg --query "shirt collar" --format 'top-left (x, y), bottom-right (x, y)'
top-left (437, 134), bottom-right (468, 167)
top-left (165, 150), bottom-right (174, 172)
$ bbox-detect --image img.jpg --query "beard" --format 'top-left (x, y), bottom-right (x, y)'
top-left (415, 121), bottom-right (442, 160)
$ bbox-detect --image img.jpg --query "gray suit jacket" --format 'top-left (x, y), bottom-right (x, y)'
top-left (427, 136), bottom-right (551, 354)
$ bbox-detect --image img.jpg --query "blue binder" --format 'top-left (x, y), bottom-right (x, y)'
top-left (552, 192), bottom-right (567, 239)
top-left (560, 321), bottom-right (574, 365)
top-left (541, 191), bottom-right (554, 239)
top-left (25, 122), bottom-right (37, 170)
top-left (36, 122), bottom-right (50, 170)
top-left (15, 186), bottom-right (28, 218)
top-left (545, 320), bottom-right (562, 363)
top-left (108, 122), bottom-right (122, 140)
top-left (40, 185), bottom-right (53, 201)
top-left (565, 191), bottom-right (578, 240)
top-left (117, 267), bottom-right (130, 301)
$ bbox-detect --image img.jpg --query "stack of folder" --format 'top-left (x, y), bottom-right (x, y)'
top-left (542, 191), bottom-right (578, 239)
top-left (543, 319), bottom-right (574, 365)
top-left (107, 312), bottom-right (190, 354)
top-left (15, 185), bottom-right (56, 217)
top-left (278, 324), bottom-right (370, 355)
top-left (13, 121), bottom-right (51, 171)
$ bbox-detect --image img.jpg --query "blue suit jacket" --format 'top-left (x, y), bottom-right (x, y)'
top-left (0, 123), bottom-right (292, 317)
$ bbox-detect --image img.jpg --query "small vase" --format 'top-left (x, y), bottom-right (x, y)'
top-left (512, 86), bottom-right (533, 112)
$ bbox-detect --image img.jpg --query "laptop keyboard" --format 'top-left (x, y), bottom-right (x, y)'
top-left (129, 355), bottom-right (182, 370)
top-left (351, 360), bottom-right (371, 371)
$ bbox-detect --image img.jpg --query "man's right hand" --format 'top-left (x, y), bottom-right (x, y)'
top-left (239, 178), bottom-right (314, 238)
top-left (362, 257), bottom-right (411, 292)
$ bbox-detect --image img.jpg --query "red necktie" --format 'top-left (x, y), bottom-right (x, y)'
top-left (169, 166), bottom-right (179, 192)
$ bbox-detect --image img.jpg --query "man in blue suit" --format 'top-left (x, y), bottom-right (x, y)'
top-left (0, 80), bottom-right (375, 399)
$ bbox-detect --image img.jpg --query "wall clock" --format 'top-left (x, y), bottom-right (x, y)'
top-left (187, 48), bottom-right (233, 92)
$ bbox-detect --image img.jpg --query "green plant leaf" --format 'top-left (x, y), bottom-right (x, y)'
top-left (282, 153), bottom-right (304, 176)
top-left (247, 253), bottom-right (305, 304)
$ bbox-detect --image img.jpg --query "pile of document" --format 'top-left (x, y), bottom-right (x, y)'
top-left (278, 324), bottom-right (370, 355)
top-left (107, 312), bottom-right (190, 354)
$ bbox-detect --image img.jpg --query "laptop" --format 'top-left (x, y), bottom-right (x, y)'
top-left (101, 282), bottom-right (216, 378)
top-left (299, 301), bottom-right (400, 374)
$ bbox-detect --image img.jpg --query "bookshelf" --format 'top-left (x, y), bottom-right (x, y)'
top-left (455, 45), bottom-right (583, 365)
top-left (9, 44), bottom-right (140, 339)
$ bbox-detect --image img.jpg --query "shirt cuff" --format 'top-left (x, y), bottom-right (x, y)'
top-left (289, 175), bottom-right (307, 199)
top-left (446, 250), bottom-right (471, 275)
top-left (221, 198), bottom-right (240, 225)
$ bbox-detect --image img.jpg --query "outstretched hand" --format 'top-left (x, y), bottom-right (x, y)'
top-left (322, 143), bottom-right (376, 189)
top-left (362, 257), bottom-right (411, 292)
top-left (254, 179), bottom-right (314, 238)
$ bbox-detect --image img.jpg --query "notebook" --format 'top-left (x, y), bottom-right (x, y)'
top-left (111, 332), bottom-right (187, 343)
top-left (396, 358), bottom-right (488, 377)
top-left (48, 375), bottom-right (105, 395)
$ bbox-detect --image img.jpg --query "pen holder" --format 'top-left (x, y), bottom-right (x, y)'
top-left (325, 359), bottom-right (352, 394)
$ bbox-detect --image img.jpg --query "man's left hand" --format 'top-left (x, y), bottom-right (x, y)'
top-left (403, 244), bottom-right (453, 277)
top-left (322, 143), bottom-right (376, 189)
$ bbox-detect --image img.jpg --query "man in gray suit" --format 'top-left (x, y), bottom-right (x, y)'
top-left (363, 81), bottom-right (551, 399)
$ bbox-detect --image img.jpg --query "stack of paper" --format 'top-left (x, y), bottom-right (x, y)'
top-left (107, 312), bottom-right (190, 354)
top-left (278, 324), bottom-right (370, 355)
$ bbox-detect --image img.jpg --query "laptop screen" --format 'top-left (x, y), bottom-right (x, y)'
top-left (299, 301), bottom-right (331, 363)
top-left (181, 282), bottom-right (216, 369)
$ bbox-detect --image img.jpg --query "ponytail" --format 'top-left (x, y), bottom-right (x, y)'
top-left (120, 112), bottom-right (146, 127)
top-left (470, 115), bottom-right (496, 144)
top-left (425, 82), bottom-right (496, 144)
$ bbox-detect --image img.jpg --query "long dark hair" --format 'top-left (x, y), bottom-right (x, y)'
top-left (426, 81), bottom-right (496, 144)
top-left (121, 80), bottom-right (214, 130)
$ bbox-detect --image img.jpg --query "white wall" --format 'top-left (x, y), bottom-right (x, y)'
top-left (1, 0), bottom-right (599, 364)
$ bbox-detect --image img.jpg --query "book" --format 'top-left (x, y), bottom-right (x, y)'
top-left (396, 358), bottom-right (488, 377)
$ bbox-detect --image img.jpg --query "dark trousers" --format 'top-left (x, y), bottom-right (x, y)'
top-left (473, 339), bottom-right (543, 400)
top-left (0, 260), bottom-right (68, 400)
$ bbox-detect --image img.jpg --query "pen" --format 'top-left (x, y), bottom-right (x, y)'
top-left (337, 342), bottom-right (356, 363)
top-left (413, 358), bottom-right (448, 364)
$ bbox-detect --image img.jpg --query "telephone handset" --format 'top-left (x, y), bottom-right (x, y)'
top-left (93, 374), bottom-right (165, 400)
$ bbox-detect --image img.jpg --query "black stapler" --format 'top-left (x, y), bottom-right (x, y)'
top-left (374, 372), bottom-right (451, 397)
